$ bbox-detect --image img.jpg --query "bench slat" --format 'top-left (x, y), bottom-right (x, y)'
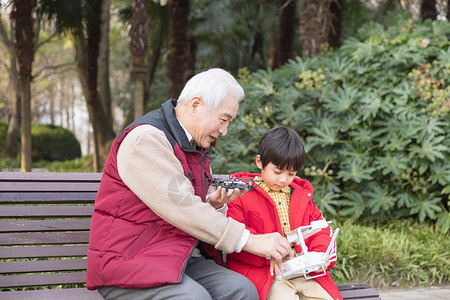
top-left (340, 288), bottom-right (381, 299)
top-left (0, 245), bottom-right (89, 259)
top-left (340, 297), bottom-right (381, 300)
top-left (0, 272), bottom-right (88, 288)
top-left (1, 258), bottom-right (87, 274)
top-left (0, 232), bottom-right (90, 246)
top-left (0, 288), bottom-right (103, 300)
top-left (0, 171), bottom-right (102, 182)
top-left (0, 206), bottom-right (94, 218)
top-left (0, 192), bottom-right (97, 204)
top-left (337, 283), bottom-right (373, 291)
top-left (0, 220), bottom-right (92, 233)
top-left (0, 182), bottom-right (100, 192)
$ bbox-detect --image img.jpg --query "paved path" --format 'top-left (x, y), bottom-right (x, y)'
top-left (377, 284), bottom-right (450, 300)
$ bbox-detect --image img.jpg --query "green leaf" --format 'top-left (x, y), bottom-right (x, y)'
top-left (365, 183), bottom-right (396, 214)
top-left (350, 126), bottom-right (376, 145)
top-left (397, 193), bottom-right (416, 208)
top-left (313, 189), bottom-right (340, 216)
top-left (409, 194), bottom-right (441, 222)
top-left (323, 85), bottom-right (357, 113)
top-left (340, 190), bottom-right (366, 220)
top-left (307, 122), bottom-right (339, 148)
top-left (409, 135), bottom-right (447, 162)
top-left (436, 211), bottom-right (450, 234)
top-left (338, 158), bottom-right (375, 183)
top-left (442, 185), bottom-right (450, 195)
top-left (374, 154), bottom-right (408, 176)
top-left (429, 162), bottom-right (450, 185)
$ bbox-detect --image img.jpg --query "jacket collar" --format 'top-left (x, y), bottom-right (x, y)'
top-left (254, 176), bottom-right (291, 194)
top-left (162, 98), bottom-right (211, 155)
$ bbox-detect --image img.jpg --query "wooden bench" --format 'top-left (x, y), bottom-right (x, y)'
top-left (0, 172), bottom-right (380, 299)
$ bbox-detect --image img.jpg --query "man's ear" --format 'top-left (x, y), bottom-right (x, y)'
top-left (255, 155), bottom-right (263, 170)
top-left (188, 97), bottom-right (203, 116)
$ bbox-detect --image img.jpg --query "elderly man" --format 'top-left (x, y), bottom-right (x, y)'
top-left (86, 68), bottom-right (292, 300)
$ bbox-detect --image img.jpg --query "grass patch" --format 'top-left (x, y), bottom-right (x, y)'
top-left (331, 219), bottom-right (450, 288)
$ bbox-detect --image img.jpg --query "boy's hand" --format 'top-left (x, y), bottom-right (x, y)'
top-left (270, 258), bottom-right (286, 276)
top-left (323, 259), bottom-right (331, 269)
top-left (207, 186), bottom-right (247, 209)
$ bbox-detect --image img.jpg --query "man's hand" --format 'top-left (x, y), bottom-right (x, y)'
top-left (243, 232), bottom-right (294, 261)
top-left (207, 186), bottom-right (247, 209)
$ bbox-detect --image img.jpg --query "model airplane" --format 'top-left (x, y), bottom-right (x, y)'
top-left (206, 177), bottom-right (263, 192)
top-left (275, 220), bottom-right (340, 280)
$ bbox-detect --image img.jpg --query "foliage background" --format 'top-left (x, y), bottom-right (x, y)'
top-left (211, 14), bottom-right (450, 232)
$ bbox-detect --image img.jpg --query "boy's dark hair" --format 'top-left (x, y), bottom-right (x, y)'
top-left (257, 126), bottom-right (305, 171)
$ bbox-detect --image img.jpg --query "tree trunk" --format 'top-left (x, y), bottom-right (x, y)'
top-left (328, 0), bottom-right (343, 49)
top-left (48, 83), bottom-right (55, 125)
top-left (123, 32), bottom-right (163, 131)
top-left (99, 0), bottom-right (112, 126)
top-left (184, 35), bottom-right (196, 81)
top-left (130, 0), bottom-right (149, 118)
top-left (13, 0), bottom-right (34, 172)
top-left (421, 0), bottom-right (438, 20)
top-left (0, 15), bottom-right (21, 158)
top-left (268, 31), bottom-right (278, 69)
top-left (274, 0), bottom-right (296, 69)
top-left (144, 32), bottom-right (163, 109)
top-left (447, 0), bottom-right (449, 21)
top-left (167, 0), bottom-right (189, 99)
top-left (71, 3), bottom-right (115, 172)
top-left (299, 0), bottom-right (339, 57)
top-left (86, 0), bottom-right (115, 171)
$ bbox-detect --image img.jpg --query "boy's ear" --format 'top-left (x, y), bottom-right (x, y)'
top-left (255, 155), bottom-right (263, 170)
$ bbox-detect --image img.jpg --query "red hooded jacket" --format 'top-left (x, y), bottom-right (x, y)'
top-left (226, 172), bottom-right (342, 300)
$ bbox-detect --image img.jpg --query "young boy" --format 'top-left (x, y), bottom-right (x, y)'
top-left (227, 127), bottom-right (342, 300)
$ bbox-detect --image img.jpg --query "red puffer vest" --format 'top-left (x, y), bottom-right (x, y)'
top-left (86, 99), bottom-right (216, 289)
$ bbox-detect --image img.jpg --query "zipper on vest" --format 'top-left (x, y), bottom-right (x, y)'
top-left (201, 152), bottom-right (209, 203)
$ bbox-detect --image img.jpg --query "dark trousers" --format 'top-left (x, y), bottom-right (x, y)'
top-left (97, 256), bottom-right (258, 300)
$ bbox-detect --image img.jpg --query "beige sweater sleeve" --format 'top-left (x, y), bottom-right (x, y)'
top-left (117, 125), bottom-right (244, 253)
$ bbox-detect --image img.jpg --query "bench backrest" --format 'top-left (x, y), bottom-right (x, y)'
top-left (0, 172), bottom-right (102, 290)
top-left (0, 172), bottom-right (380, 300)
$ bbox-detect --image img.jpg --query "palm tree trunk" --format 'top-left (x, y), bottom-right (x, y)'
top-left (420, 0), bottom-right (438, 20)
top-left (86, 0), bottom-right (115, 171)
top-left (71, 5), bottom-right (115, 172)
top-left (0, 15), bottom-right (21, 158)
top-left (275, 0), bottom-right (296, 68)
top-left (167, 0), bottom-right (189, 99)
top-left (99, 0), bottom-right (112, 125)
top-left (130, 0), bottom-right (149, 118)
top-left (13, 0), bottom-right (34, 172)
top-left (328, 0), bottom-right (343, 49)
top-left (299, 0), bottom-right (340, 57)
top-left (447, 0), bottom-right (449, 21)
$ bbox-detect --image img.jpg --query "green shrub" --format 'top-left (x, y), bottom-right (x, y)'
top-left (211, 15), bottom-right (450, 231)
top-left (31, 124), bottom-right (81, 161)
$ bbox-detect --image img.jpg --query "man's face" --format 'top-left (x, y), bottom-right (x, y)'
top-left (193, 94), bottom-right (239, 148)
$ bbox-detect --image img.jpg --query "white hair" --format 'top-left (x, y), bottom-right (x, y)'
top-left (177, 68), bottom-right (245, 110)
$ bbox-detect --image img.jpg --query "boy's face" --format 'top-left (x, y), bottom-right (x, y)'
top-left (256, 155), bottom-right (297, 191)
